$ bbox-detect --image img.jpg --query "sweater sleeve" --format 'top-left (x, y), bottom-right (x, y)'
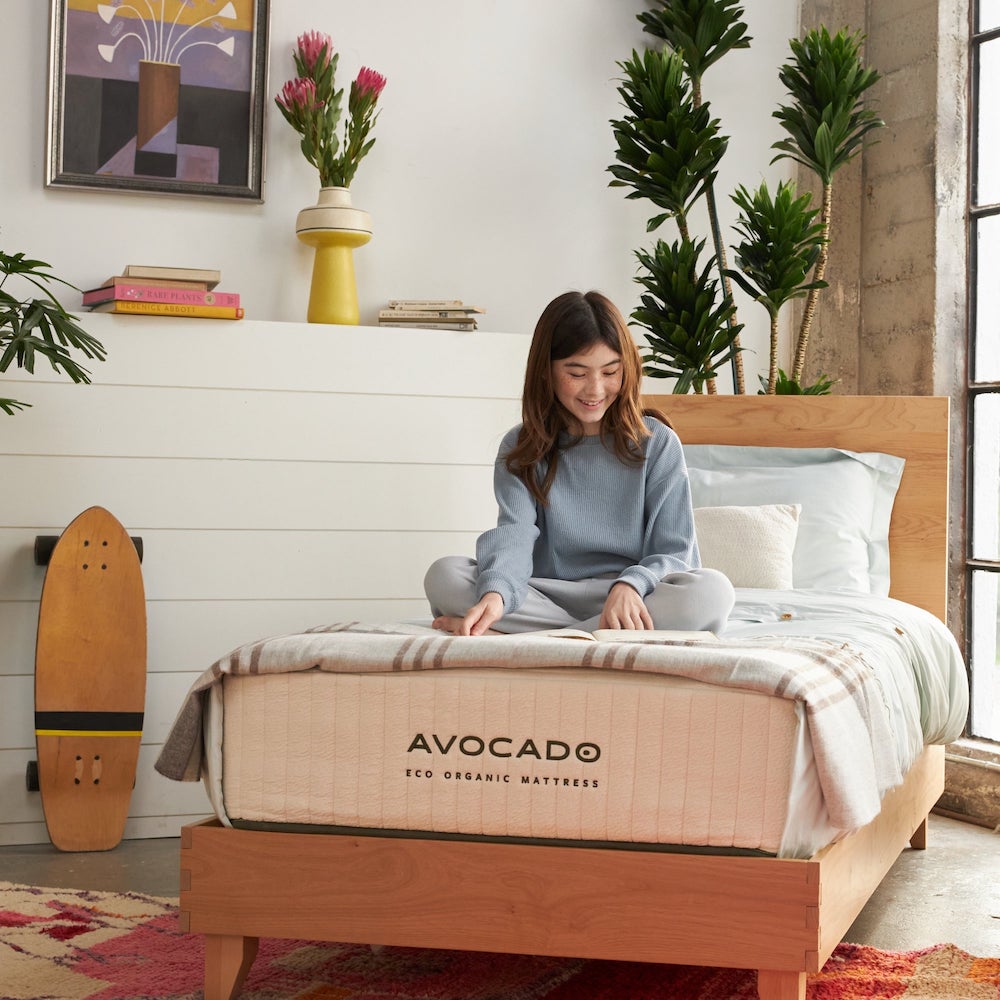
top-left (473, 429), bottom-right (539, 613)
top-left (614, 423), bottom-right (701, 597)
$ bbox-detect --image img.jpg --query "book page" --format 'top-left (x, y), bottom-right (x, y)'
top-left (532, 627), bottom-right (715, 642)
top-left (531, 628), bottom-right (597, 641)
top-left (590, 628), bottom-right (715, 642)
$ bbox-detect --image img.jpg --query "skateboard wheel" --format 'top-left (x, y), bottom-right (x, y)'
top-left (25, 760), bottom-right (39, 792)
top-left (131, 537), bottom-right (144, 563)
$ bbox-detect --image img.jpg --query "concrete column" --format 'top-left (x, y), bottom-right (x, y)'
top-left (796, 0), bottom-right (968, 638)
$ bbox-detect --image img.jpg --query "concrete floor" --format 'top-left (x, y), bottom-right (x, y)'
top-left (1, 813), bottom-right (998, 956)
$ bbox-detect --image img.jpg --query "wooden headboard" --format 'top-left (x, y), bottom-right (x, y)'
top-left (643, 395), bottom-right (951, 622)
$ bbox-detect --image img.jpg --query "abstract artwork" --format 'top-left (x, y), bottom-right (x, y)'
top-left (47, 0), bottom-right (269, 200)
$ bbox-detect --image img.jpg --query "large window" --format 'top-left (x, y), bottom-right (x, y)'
top-left (969, 3), bottom-right (1000, 740)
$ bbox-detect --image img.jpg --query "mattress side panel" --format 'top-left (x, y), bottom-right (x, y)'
top-left (219, 668), bottom-right (804, 854)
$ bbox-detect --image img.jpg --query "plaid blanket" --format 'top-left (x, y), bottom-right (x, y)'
top-left (154, 621), bottom-right (904, 832)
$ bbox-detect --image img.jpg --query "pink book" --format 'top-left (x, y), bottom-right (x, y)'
top-left (83, 283), bottom-right (239, 308)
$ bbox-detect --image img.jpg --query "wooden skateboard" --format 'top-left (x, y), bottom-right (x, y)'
top-left (32, 507), bottom-right (146, 852)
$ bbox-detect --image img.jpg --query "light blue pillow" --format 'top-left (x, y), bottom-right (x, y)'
top-left (682, 445), bottom-right (905, 595)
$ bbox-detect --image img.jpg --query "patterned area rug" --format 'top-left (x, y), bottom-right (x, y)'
top-left (1, 881), bottom-right (998, 1000)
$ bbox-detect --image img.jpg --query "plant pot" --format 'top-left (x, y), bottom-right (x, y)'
top-left (295, 187), bottom-right (373, 325)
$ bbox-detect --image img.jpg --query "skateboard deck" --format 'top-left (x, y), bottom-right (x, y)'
top-left (34, 506), bottom-right (146, 851)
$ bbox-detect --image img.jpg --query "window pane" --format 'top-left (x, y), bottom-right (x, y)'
top-left (972, 393), bottom-right (1000, 561)
top-left (974, 215), bottom-right (1000, 381)
top-left (976, 38), bottom-right (1000, 205)
top-left (970, 569), bottom-right (1000, 740)
top-left (980, 0), bottom-right (1000, 32)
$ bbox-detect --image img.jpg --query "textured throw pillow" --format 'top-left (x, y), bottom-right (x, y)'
top-left (683, 445), bottom-right (905, 595)
top-left (694, 504), bottom-right (800, 589)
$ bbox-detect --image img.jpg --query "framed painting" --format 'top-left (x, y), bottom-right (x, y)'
top-left (46, 0), bottom-right (269, 200)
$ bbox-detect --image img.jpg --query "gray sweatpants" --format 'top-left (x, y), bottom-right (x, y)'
top-left (424, 556), bottom-right (735, 634)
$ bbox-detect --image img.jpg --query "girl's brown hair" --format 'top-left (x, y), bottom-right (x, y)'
top-left (505, 290), bottom-right (668, 504)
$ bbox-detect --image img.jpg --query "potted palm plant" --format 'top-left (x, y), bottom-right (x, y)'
top-left (0, 249), bottom-right (106, 415)
top-left (609, 47), bottom-right (742, 394)
top-left (609, 1), bottom-right (883, 394)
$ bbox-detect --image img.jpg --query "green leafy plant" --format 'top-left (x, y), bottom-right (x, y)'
top-left (632, 237), bottom-right (743, 394)
top-left (609, 4), bottom-right (882, 395)
top-left (608, 48), bottom-right (727, 238)
top-left (772, 26), bottom-right (883, 385)
top-left (634, 0), bottom-right (750, 392)
top-left (762, 368), bottom-right (838, 395)
top-left (638, 0), bottom-right (752, 83)
top-left (0, 250), bottom-right (106, 415)
top-left (727, 180), bottom-right (827, 394)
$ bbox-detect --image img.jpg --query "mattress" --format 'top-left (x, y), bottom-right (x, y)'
top-left (215, 667), bottom-right (810, 855)
top-left (180, 590), bottom-right (968, 861)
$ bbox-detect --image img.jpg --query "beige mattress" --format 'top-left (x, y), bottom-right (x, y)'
top-left (208, 665), bottom-right (825, 856)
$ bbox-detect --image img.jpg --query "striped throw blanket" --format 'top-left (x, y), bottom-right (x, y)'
top-left (155, 621), bottom-right (901, 831)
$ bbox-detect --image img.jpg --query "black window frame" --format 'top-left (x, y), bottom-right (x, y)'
top-left (966, 5), bottom-right (1000, 741)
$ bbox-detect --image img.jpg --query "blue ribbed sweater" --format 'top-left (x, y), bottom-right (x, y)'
top-left (475, 417), bottom-right (701, 613)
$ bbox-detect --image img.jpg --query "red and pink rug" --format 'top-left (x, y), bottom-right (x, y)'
top-left (1, 881), bottom-right (997, 999)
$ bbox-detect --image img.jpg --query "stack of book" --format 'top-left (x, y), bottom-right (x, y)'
top-left (81, 265), bottom-right (243, 320)
top-left (378, 299), bottom-right (484, 331)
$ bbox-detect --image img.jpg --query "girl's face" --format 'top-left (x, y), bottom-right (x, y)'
top-left (551, 342), bottom-right (623, 435)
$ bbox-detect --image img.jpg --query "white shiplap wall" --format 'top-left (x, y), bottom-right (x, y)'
top-left (0, 315), bottom-right (528, 845)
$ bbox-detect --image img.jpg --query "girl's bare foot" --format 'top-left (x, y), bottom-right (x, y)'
top-left (431, 617), bottom-right (503, 636)
top-left (431, 616), bottom-right (464, 634)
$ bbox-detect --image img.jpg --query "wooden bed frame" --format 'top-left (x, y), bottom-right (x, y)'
top-left (179, 395), bottom-right (953, 1000)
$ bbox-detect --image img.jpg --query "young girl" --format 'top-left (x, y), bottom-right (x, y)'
top-left (424, 290), bottom-right (734, 636)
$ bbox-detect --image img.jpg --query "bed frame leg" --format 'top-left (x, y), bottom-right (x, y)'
top-left (204, 934), bottom-right (259, 1000)
top-left (909, 816), bottom-right (928, 850)
top-left (757, 968), bottom-right (806, 1000)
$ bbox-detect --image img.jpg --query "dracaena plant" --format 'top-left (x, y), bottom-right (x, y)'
top-left (772, 26), bottom-right (883, 386)
top-left (612, 1), bottom-right (749, 393)
top-left (632, 237), bottom-right (743, 394)
top-left (726, 180), bottom-right (827, 394)
top-left (609, 3), bottom-right (882, 395)
top-left (275, 31), bottom-right (387, 189)
top-left (608, 48), bottom-right (728, 238)
top-left (638, 0), bottom-right (751, 85)
top-left (636, 0), bottom-right (750, 393)
top-left (0, 250), bottom-right (106, 416)
top-left (609, 45), bottom-right (739, 393)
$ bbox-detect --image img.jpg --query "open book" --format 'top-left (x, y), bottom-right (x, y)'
top-left (535, 627), bottom-right (715, 642)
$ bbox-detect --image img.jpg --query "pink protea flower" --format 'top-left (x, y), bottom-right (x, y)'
top-left (295, 30), bottom-right (333, 75)
top-left (276, 28), bottom-right (386, 188)
top-left (276, 77), bottom-right (319, 116)
top-left (354, 66), bottom-right (387, 100)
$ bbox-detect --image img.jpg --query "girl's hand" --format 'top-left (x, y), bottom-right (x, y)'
top-left (599, 582), bottom-right (653, 630)
top-left (432, 592), bottom-right (505, 636)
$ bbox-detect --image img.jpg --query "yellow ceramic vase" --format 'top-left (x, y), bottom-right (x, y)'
top-left (295, 187), bottom-right (372, 325)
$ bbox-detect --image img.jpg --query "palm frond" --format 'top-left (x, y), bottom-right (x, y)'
top-left (0, 249), bottom-right (107, 415)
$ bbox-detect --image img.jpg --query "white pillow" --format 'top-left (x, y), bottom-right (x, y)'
top-left (683, 445), bottom-right (905, 595)
top-left (694, 504), bottom-right (800, 589)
